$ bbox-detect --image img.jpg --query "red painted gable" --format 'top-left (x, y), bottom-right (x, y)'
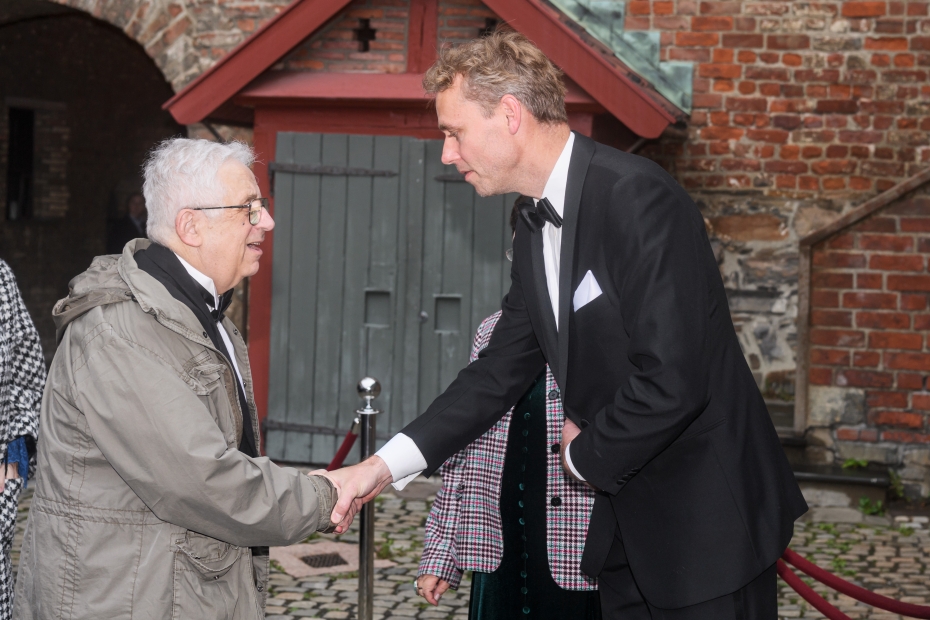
top-left (164, 0), bottom-right (682, 138)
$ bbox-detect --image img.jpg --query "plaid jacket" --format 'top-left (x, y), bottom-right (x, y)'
top-left (418, 311), bottom-right (597, 591)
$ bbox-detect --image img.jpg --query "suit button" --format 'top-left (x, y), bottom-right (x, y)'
top-left (550, 496), bottom-right (562, 507)
top-left (580, 419), bottom-right (589, 428)
top-left (550, 443), bottom-right (560, 454)
top-left (548, 389), bottom-right (559, 401)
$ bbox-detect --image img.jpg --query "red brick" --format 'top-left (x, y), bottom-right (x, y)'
top-left (898, 373), bottom-right (926, 389)
top-left (870, 410), bottom-right (925, 428)
top-left (842, 1), bottom-right (888, 16)
top-left (866, 37), bottom-right (910, 50)
top-left (812, 160), bottom-right (858, 174)
top-left (857, 217), bottom-right (898, 232)
top-left (693, 16), bottom-right (733, 30)
top-left (888, 274), bottom-right (930, 291)
top-left (700, 1), bottom-right (742, 13)
top-left (746, 129), bottom-right (789, 143)
top-left (700, 126), bottom-right (745, 140)
top-left (854, 351), bottom-right (882, 367)
top-left (722, 33), bottom-right (764, 48)
top-left (901, 293), bottom-right (928, 310)
top-left (842, 291), bottom-right (899, 309)
top-left (870, 331), bottom-right (925, 349)
top-left (916, 314), bottom-right (930, 330)
top-left (869, 254), bottom-right (925, 271)
top-left (810, 367), bottom-right (834, 385)
top-left (811, 348), bottom-right (851, 365)
top-left (811, 329), bottom-right (866, 347)
top-left (812, 290), bottom-right (840, 308)
top-left (860, 234), bottom-right (914, 251)
top-left (767, 34), bottom-right (810, 50)
top-left (838, 369), bottom-right (895, 387)
top-left (913, 393), bottom-right (930, 410)
top-left (868, 390), bottom-right (911, 408)
top-left (812, 309), bottom-right (853, 326)
top-left (836, 427), bottom-right (860, 441)
top-left (881, 430), bottom-right (930, 442)
top-left (827, 233), bottom-right (855, 249)
top-left (765, 160), bottom-right (808, 174)
top-left (813, 252), bottom-right (867, 268)
top-left (860, 429), bottom-right (879, 441)
top-left (700, 64), bottom-right (743, 78)
top-left (899, 216), bottom-right (930, 232)
top-left (814, 100), bottom-right (860, 114)
top-left (676, 32), bottom-right (720, 46)
top-left (856, 311), bottom-right (911, 329)
top-left (886, 352), bottom-right (930, 370)
top-left (813, 272), bottom-right (854, 288)
top-left (856, 273), bottom-right (884, 289)
top-left (919, 238), bottom-right (930, 253)
top-left (725, 97), bottom-right (767, 112)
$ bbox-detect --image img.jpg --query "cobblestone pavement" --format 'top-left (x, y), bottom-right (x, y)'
top-left (10, 486), bottom-right (930, 619)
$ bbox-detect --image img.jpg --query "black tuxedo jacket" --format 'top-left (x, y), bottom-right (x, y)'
top-left (402, 133), bottom-right (807, 608)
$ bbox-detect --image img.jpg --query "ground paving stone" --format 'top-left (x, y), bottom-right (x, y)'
top-left (10, 485), bottom-right (930, 619)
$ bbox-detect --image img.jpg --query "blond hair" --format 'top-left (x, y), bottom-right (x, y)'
top-left (423, 29), bottom-right (568, 124)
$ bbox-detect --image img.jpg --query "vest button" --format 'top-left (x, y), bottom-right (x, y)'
top-left (550, 443), bottom-right (560, 454)
top-left (550, 496), bottom-right (562, 507)
top-left (548, 389), bottom-right (559, 401)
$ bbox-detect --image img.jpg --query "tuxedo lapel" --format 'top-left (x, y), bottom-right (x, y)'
top-left (556, 133), bottom-right (595, 392)
top-left (530, 229), bottom-right (560, 382)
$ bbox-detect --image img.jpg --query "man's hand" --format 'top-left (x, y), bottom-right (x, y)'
top-left (315, 456), bottom-right (394, 533)
top-left (560, 418), bottom-right (583, 482)
top-left (417, 574), bottom-right (451, 606)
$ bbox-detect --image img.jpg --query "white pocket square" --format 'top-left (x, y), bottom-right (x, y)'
top-left (573, 270), bottom-right (603, 312)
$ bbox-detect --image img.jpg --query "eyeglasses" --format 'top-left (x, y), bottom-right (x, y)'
top-left (189, 197), bottom-right (268, 226)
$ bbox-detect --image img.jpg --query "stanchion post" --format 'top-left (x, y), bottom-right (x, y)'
top-left (355, 377), bottom-right (381, 620)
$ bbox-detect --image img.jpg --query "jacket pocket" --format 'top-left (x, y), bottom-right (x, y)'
top-left (172, 532), bottom-right (245, 620)
top-left (187, 363), bottom-right (227, 395)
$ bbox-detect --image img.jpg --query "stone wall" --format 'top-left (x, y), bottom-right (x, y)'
top-left (806, 186), bottom-right (930, 497)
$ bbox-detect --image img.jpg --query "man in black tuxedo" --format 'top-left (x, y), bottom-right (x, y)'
top-left (323, 30), bottom-right (807, 618)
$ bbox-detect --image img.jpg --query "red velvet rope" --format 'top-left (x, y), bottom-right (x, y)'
top-left (776, 559), bottom-right (850, 620)
top-left (326, 429), bottom-right (358, 471)
top-left (783, 548), bottom-right (930, 619)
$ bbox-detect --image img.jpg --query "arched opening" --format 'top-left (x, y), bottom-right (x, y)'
top-left (0, 0), bottom-right (184, 358)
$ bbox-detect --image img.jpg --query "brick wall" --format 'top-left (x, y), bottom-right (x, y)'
top-left (806, 187), bottom-right (930, 495)
top-left (437, 0), bottom-right (498, 45)
top-left (0, 14), bottom-right (182, 359)
top-left (636, 0), bottom-right (930, 196)
top-left (277, 0), bottom-right (408, 72)
top-left (31, 104), bottom-right (70, 219)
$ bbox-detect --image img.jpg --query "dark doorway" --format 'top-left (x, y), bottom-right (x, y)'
top-left (0, 0), bottom-right (184, 360)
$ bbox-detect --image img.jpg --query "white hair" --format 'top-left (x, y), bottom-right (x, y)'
top-left (142, 138), bottom-right (256, 244)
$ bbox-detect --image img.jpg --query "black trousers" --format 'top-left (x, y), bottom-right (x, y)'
top-left (598, 530), bottom-right (777, 620)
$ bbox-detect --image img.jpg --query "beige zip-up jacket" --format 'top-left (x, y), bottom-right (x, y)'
top-left (14, 240), bottom-right (335, 620)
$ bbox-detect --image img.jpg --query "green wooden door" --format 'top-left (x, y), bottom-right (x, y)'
top-left (266, 132), bottom-right (516, 465)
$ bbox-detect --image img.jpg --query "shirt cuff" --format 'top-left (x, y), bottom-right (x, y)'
top-left (564, 443), bottom-right (586, 482)
top-left (375, 433), bottom-right (427, 491)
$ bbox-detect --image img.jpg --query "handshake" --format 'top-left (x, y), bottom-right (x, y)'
top-left (311, 456), bottom-right (396, 534)
top-left (311, 418), bottom-right (586, 534)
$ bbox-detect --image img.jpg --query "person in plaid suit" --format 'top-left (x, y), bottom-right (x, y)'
top-left (416, 206), bottom-right (600, 620)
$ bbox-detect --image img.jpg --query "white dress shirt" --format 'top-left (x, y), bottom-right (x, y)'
top-left (175, 254), bottom-right (246, 395)
top-left (376, 132), bottom-right (585, 488)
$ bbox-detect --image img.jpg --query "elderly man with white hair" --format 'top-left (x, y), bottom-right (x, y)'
top-left (14, 138), bottom-right (339, 620)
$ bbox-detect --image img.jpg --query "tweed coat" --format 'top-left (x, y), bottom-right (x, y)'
top-left (0, 260), bottom-right (44, 620)
top-left (418, 311), bottom-right (596, 591)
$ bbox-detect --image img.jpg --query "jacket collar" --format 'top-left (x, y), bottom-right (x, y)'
top-left (556, 132), bottom-right (594, 393)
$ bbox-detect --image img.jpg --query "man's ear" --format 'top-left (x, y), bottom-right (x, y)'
top-left (500, 94), bottom-right (522, 135)
top-left (175, 209), bottom-right (203, 247)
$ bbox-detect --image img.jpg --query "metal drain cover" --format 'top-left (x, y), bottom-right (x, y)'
top-left (300, 552), bottom-right (349, 569)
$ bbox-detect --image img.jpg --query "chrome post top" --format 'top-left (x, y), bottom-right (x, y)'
top-left (356, 377), bottom-right (382, 415)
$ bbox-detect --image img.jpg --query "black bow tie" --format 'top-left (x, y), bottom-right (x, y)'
top-left (198, 286), bottom-right (234, 322)
top-left (517, 196), bottom-right (562, 233)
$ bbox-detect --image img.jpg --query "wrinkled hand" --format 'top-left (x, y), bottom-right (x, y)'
top-left (315, 456), bottom-right (394, 533)
top-left (417, 574), bottom-right (451, 606)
